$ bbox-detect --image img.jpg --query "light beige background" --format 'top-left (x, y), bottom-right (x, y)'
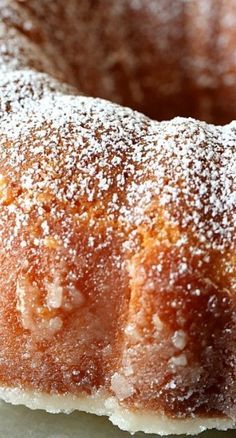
top-left (0, 401), bottom-right (234, 438)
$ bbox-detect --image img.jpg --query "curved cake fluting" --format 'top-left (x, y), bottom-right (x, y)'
top-left (0, 0), bottom-right (235, 436)
top-left (0, 0), bottom-right (236, 123)
top-left (0, 69), bottom-right (235, 433)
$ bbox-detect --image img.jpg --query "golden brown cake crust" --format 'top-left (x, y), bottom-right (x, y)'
top-left (0, 69), bottom-right (235, 420)
top-left (1, 0), bottom-right (236, 123)
top-left (0, 0), bottom-right (235, 435)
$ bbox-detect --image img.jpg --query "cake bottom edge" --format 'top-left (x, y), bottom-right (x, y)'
top-left (0, 385), bottom-right (234, 435)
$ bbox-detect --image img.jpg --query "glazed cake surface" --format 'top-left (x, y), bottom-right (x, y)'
top-left (0, 0), bottom-right (236, 123)
top-left (0, 0), bottom-right (235, 435)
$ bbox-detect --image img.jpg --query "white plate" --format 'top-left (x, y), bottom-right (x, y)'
top-left (0, 401), bottom-right (234, 438)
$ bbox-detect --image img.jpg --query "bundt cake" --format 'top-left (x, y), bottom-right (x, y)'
top-left (0, 0), bottom-right (235, 436)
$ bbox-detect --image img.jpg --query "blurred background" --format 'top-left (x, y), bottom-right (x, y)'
top-left (0, 401), bottom-right (234, 438)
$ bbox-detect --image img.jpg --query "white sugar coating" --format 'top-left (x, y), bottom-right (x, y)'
top-left (0, 68), bottom-right (235, 259)
top-left (172, 330), bottom-right (187, 350)
top-left (0, 0), bottom-right (235, 124)
top-left (0, 1), bottom-right (235, 434)
top-left (111, 373), bottom-right (135, 401)
top-left (0, 0), bottom-right (235, 258)
top-left (45, 276), bottom-right (63, 309)
top-left (169, 353), bottom-right (188, 368)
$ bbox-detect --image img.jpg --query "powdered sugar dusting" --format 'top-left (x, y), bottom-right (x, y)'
top-left (0, 0), bottom-right (235, 425)
top-left (0, 0), bottom-right (235, 347)
top-left (0, 0), bottom-right (235, 123)
top-left (0, 71), bottom-right (235, 257)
